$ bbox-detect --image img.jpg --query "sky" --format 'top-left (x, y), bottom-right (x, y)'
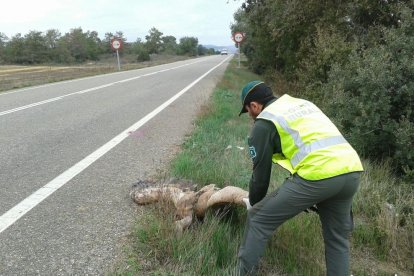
top-left (0, 0), bottom-right (242, 46)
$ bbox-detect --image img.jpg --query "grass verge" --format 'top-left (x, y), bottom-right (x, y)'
top-left (112, 59), bottom-right (413, 276)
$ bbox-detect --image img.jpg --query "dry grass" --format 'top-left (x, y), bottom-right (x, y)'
top-left (0, 65), bottom-right (110, 92)
top-left (0, 54), bottom-right (191, 93)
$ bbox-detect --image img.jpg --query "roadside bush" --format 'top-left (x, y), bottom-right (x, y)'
top-left (233, 1), bottom-right (414, 180)
top-left (323, 46), bottom-right (396, 156)
top-left (137, 49), bottom-right (150, 62)
top-left (296, 25), bottom-right (356, 102)
top-left (316, 10), bottom-right (414, 180)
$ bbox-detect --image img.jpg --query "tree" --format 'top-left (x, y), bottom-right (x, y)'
top-left (44, 29), bottom-right (61, 49)
top-left (114, 31), bottom-right (127, 43)
top-left (102, 32), bottom-right (115, 54)
top-left (145, 27), bottom-right (163, 54)
top-left (0, 32), bottom-right (7, 47)
top-left (161, 35), bottom-right (177, 54)
top-left (54, 38), bottom-right (73, 63)
top-left (62, 27), bottom-right (102, 62)
top-left (85, 30), bottom-right (102, 60)
top-left (0, 32), bottom-right (8, 62)
top-left (4, 33), bottom-right (25, 63)
top-left (233, 0), bottom-right (414, 178)
top-left (62, 28), bottom-right (88, 62)
top-left (235, 0), bottom-right (414, 76)
top-left (178, 37), bottom-right (198, 56)
top-left (128, 37), bottom-right (149, 61)
top-left (197, 45), bottom-right (208, 56)
top-left (207, 48), bottom-right (216, 55)
top-left (44, 29), bottom-right (62, 63)
top-left (320, 7), bottom-right (414, 179)
top-left (23, 31), bottom-right (49, 63)
top-left (130, 37), bottom-right (144, 54)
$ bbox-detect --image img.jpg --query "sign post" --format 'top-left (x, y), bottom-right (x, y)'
top-left (233, 32), bottom-right (245, 68)
top-left (110, 39), bottom-right (123, 71)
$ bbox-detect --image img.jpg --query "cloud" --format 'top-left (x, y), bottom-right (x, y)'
top-left (1, 0), bottom-right (67, 24)
top-left (1, 0), bottom-right (241, 45)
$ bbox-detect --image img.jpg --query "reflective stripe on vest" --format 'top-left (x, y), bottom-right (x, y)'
top-left (257, 95), bottom-right (363, 180)
top-left (258, 110), bottom-right (348, 168)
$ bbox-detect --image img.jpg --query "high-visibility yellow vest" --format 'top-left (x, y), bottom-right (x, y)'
top-left (257, 94), bottom-right (363, 180)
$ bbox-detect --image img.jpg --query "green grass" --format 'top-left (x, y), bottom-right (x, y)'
top-left (113, 59), bottom-right (414, 276)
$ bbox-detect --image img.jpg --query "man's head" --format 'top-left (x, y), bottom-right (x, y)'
top-left (239, 81), bottom-right (275, 119)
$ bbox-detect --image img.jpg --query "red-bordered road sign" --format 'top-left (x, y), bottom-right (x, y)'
top-left (111, 39), bottom-right (122, 51)
top-left (233, 32), bottom-right (245, 43)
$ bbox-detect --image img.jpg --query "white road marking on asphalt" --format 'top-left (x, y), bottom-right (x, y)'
top-left (0, 55), bottom-right (231, 234)
top-left (0, 57), bottom-right (216, 96)
top-left (0, 59), bottom-right (206, 116)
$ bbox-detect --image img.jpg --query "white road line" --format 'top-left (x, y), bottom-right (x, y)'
top-left (0, 59), bottom-right (204, 117)
top-left (0, 57), bottom-right (216, 96)
top-left (0, 55), bottom-right (231, 234)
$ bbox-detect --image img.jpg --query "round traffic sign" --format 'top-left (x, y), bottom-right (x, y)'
top-left (233, 32), bottom-right (244, 43)
top-left (111, 39), bottom-right (122, 50)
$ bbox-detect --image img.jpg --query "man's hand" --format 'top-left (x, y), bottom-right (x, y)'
top-left (242, 197), bottom-right (252, 210)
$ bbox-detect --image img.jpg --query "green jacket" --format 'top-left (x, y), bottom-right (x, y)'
top-left (248, 96), bottom-right (363, 205)
top-left (247, 99), bottom-right (280, 205)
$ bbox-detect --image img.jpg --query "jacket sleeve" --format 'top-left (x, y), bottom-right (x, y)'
top-left (248, 119), bottom-right (281, 206)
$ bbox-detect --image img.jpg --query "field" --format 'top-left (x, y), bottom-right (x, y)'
top-left (0, 54), bottom-right (189, 92)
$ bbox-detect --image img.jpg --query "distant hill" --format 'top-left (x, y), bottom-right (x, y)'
top-left (202, 44), bottom-right (238, 54)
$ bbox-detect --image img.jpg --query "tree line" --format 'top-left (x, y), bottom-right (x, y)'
top-left (232, 0), bottom-right (414, 180)
top-left (0, 27), bottom-right (217, 64)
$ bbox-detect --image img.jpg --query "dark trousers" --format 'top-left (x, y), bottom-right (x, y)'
top-left (238, 172), bottom-right (361, 276)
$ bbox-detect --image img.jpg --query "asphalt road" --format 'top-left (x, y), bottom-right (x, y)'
top-left (0, 55), bottom-right (231, 275)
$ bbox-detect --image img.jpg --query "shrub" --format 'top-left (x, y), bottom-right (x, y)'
top-left (137, 49), bottom-right (150, 62)
top-left (317, 9), bottom-right (414, 179)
